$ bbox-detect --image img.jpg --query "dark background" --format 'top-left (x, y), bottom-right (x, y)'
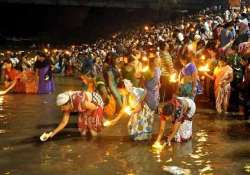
top-left (0, 4), bottom-right (183, 45)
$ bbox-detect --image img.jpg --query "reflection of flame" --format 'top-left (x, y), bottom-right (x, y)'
top-left (198, 64), bottom-right (210, 72)
top-left (152, 142), bottom-right (166, 154)
top-left (169, 73), bottom-right (178, 83)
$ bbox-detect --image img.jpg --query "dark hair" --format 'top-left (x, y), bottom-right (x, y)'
top-left (159, 41), bottom-right (166, 50)
top-left (162, 102), bottom-right (175, 116)
top-left (36, 51), bottom-right (47, 58)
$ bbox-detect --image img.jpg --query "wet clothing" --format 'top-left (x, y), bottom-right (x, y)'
top-left (161, 97), bottom-right (196, 142)
top-left (68, 91), bottom-right (104, 134)
top-left (127, 88), bottom-right (155, 141)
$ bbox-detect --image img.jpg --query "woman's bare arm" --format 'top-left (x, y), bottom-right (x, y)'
top-left (50, 112), bottom-right (70, 138)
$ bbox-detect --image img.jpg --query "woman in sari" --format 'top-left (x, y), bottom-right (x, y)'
top-left (105, 79), bottom-right (155, 141)
top-left (178, 55), bottom-right (200, 100)
top-left (153, 97), bottom-right (196, 146)
top-left (204, 57), bottom-right (233, 113)
top-left (104, 53), bottom-right (122, 111)
top-left (34, 52), bottom-right (55, 94)
top-left (40, 90), bottom-right (104, 141)
top-left (143, 53), bottom-right (161, 111)
top-left (2, 60), bottom-right (25, 93)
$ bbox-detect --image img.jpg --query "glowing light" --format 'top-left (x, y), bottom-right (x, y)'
top-left (44, 48), bottom-right (49, 53)
top-left (65, 51), bottom-right (71, 55)
top-left (124, 106), bottom-right (132, 115)
top-left (142, 56), bottom-right (148, 61)
top-left (152, 142), bottom-right (166, 150)
top-left (53, 49), bottom-right (58, 53)
top-left (200, 55), bottom-right (206, 60)
top-left (198, 64), bottom-right (210, 72)
top-left (142, 66), bottom-right (149, 72)
top-left (103, 120), bottom-right (111, 127)
top-left (40, 132), bottom-right (53, 142)
top-left (188, 44), bottom-right (194, 51)
top-left (144, 26), bottom-right (149, 31)
top-left (148, 41), bottom-right (153, 45)
top-left (169, 73), bottom-right (178, 83)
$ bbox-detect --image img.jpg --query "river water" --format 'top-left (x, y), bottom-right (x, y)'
top-left (0, 77), bottom-right (250, 175)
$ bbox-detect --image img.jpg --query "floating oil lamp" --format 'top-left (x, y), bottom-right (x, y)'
top-left (103, 120), bottom-right (111, 127)
top-left (152, 141), bottom-right (167, 151)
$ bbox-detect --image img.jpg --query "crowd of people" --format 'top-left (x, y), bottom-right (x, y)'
top-left (0, 5), bottom-right (249, 148)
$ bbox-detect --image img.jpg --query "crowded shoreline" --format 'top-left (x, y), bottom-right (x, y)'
top-left (0, 5), bottom-right (249, 145)
top-left (0, 3), bottom-right (250, 174)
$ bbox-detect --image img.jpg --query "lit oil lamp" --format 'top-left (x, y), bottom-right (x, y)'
top-left (198, 64), bottom-right (210, 72)
top-left (142, 56), bottom-right (148, 61)
top-left (124, 106), bottom-right (132, 115)
top-left (142, 66), bottom-right (149, 73)
top-left (169, 73), bottom-right (178, 83)
top-left (103, 120), bottom-right (111, 127)
top-left (44, 48), bottom-right (48, 53)
top-left (152, 141), bottom-right (166, 151)
top-left (200, 55), bottom-right (206, 60)
top-left (65, 50), bottom-right (71, 55)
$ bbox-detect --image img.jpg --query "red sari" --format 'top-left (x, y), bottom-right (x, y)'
top-left (69, 91), bottom-right (104, 135)
top-left (4, 68), bottom-right (25, 93)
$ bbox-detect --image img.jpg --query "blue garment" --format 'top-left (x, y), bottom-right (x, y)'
top-left (220, 29), bottom-right (234, 48)
top-left (144, 68), bottom-right (161, 110)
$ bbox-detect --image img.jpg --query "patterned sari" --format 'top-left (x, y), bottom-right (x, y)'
top-left (214, 65), bottom-right (233, 113)
top-left (161, 97), bottom-right (196, 142)
top-left (127, 88), bottom-right (155, 141)
top-left (68, 91), bottom-right (104, 135)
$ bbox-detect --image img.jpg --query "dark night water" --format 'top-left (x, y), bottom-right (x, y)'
top-left (0, 77), bottom-right (250, 175)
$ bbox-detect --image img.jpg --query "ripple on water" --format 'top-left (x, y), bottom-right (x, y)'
top-left (0, 129), bottom-right (6, 134)
top-left (244, 164), bottom-right (250, 173)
